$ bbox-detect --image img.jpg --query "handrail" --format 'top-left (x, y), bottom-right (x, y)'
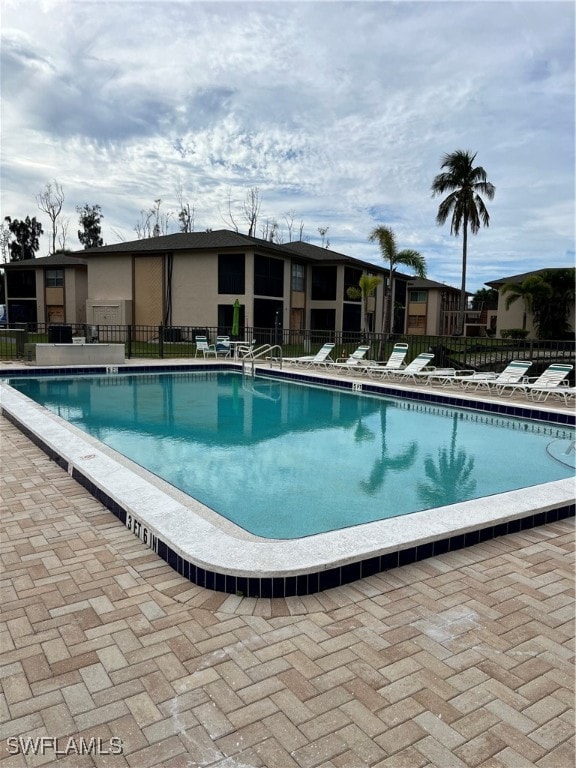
top-left (242, 378), bottom-right (282, 402)
top-left (240, 344), bottom-right (283, 377)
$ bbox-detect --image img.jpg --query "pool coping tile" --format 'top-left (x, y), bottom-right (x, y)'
top-left (1, 361), bottom-right (574, 597)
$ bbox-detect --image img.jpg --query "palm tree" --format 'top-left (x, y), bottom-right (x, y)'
top-left (532, 268), bottom-right (575, 339)
top-left (368, 226), bottom-right (427, 335)
top-left (360, 403), bottom-right (418, 495)
top-left (346, 273), bottom-right (382, 337)
top-left (501, 275), bottom-right (552, 331)
top-left (417, 414), bottom-right (476, 507)
top-left (431, 150), bottom-right (495, 335)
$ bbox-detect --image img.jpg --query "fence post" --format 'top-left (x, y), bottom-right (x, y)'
top-left (158, 326), bottom-right (164, 358)
top-left (126, 325), bottom-right (132, 359)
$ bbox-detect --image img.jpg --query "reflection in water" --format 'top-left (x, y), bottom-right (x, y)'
top-left (354, 398), bottom-right (375, 442)
top-left (418, 413), bottom-right (477, 506)
top-left (360, 403), bottom-right (418, 496)
top-left (7, 371), bottom-right (572, 538)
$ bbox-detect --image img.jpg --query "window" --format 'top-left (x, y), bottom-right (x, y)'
top-left (408, 315), bottom-right (426, 329)
top-left (6, 270), bottom-right (36, 298)
top-left (344, 267), bottom-right (362, 301)
top-left (254, 255), bottom-right (283, 297)
top-left (409, 290), bottom-right (427, 303)
top-left (46, 269), bottom-right (64, 287)
top-left (311, 266), bottom-right (337, 300)
top-left (310, 308), bottom-right (335, 330)
top-left (342, 303), bottom-right (362, 332)
top-left (218, 253), bottom-right (245, 294)
top-left (291, 263), bottom-right (305, 292)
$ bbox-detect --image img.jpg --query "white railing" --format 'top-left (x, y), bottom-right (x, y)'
top-left (240, 344), bottom-right (283, 377)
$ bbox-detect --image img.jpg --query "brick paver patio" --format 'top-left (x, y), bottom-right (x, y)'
top-left (1, 413), bottom-right (574, 767)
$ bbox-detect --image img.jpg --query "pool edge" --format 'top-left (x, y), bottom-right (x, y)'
top-left (1, 364), bottom-right (574, 597)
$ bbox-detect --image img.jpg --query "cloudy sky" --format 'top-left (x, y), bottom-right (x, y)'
top-left (1, 0), bottom-right (574, 291)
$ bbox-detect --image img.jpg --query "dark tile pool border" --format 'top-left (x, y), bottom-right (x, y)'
top-left (2, 362), bottom-right (575, 597)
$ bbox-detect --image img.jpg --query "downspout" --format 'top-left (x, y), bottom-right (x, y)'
top-left (164, 252), bottom-right (173, 326)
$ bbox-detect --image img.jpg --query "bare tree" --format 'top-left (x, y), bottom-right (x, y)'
top-left (135, 199), bottom-right (172, 239)
top-left (110, 228), bottom-right (127, 242)
top-left (220, 186), bottom-right (262, 236)
top-left (175, 183), bottom-right (195, 233)
top-left (317, 226), bottom-right (330, 249)
top-left (260, 218), bottom-right (280, 242)
top-left (283, 210), bottom-right (305, 242)
top-left (220, 188), bottom-right (240, 232)
top-left (243, 187), bottom-right (261, 237)
top-left (36, 180), bottom-right (65, 254)
top-left (57, 217), bottom-right (70, 251)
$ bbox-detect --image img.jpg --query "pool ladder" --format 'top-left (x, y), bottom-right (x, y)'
top-left (240, 344), bottom-right (283, 377)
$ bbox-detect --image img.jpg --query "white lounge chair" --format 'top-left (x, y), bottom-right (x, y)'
top-left (282, 342), bottom-right (335, 368)
top-left (407, 366), bottom-right (478, 386)
top-left (329, 345), bottom-right (372, 374)
top-left (214, 336), bottom-right (231, 357)
top-left (493, 363), bottom-right (573, 399)
top-left (386, 352), bottom-right (435, 382)
top-left (195, 335), bottom-right (215, 357)
top-left (535, 386), bottom-right (576, 406)
top-left (459, 360), bottom-right (533, 391)
top-left (363, 343), bottom-right (409, 379)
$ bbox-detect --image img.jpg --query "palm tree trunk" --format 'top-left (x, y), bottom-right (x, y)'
top-left (380, 284), bottom-right (390, 337)
top-left (458, 215), bottom-right (468, 335)
top-left (388, 271), bottom-right (396, 335)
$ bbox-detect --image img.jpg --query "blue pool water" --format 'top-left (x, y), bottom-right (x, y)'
top-left (9, 371), bottom-right (574, 539)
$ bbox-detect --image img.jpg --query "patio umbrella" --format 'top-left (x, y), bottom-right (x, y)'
top-left (232, 299), bottom-right (240, 338)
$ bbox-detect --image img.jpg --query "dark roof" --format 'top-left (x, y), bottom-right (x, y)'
top-left (279, 240), bottom-right (354, 263)
top-left (486, 267), bottom-right (574, 288)
top-left (278, 240), bottom-right (392, 274)
top-left (78, 229), bottom-right (290, 256)
top-left (2, 253), bottom-right (87, 269)
top-left (407, 277), bottom-right (462, 293)
top-left (75, 229), bottom-right (409, 277)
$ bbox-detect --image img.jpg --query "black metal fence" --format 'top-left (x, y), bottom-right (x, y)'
top-left (0, 323), bottom-right (574, 380)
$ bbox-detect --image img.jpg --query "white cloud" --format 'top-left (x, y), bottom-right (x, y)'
top-left (1, 0), bottom-right (573, 291)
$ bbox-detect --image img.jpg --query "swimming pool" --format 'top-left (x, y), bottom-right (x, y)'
top-left (6, 370), bottom-right (574, 539)
top-left (1, 363), bottom-right (574, 596)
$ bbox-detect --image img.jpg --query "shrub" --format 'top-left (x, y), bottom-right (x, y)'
top-left (500, 328), bottom-right (529, 340)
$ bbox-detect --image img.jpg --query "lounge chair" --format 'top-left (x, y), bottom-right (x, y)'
top-left (384, 352), bottom-right (436, 382)
top-left (363, 343), bottom-right (409, 379)
top-left (536, 386), bottom-right (576, 406)
top-left (195, 335), bottom-right (214, 357)
top-left (328, 345), bottom-right (372, 374)
top-left (492, 363), bottom-right (573, 399)
top-left (282, 342), bottom-right (335, 368)
top-left (459, 360), bottom-right (533, 391)
top-left (214, 336), bottom-right (231, 357)
top-left (406, 366), bottom-right (478, 386)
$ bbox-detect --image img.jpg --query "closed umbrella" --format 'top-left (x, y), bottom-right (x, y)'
top-left (232, 299), bottom-right (240, 338)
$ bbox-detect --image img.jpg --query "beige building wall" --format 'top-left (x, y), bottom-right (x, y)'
top-left (85, 254), bottom-right (136, 326)
top-left (87, 255), bottom-right (133, 302)
top-left (171, 251), bottom-right (257, 327)
top-left (496, 294), bottom-right (536, 337)
top-left (81, 246), bottom-right (397, 335)
top-left (65, 268), bottom-right (87, 323)
top-left (171, 253), bottom-right (217, 326)
top-left (425, 291), bottom-right (442, 335)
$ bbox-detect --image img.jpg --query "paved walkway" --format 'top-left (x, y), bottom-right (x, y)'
top-left (1, 414), bottom-right (574, 767)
